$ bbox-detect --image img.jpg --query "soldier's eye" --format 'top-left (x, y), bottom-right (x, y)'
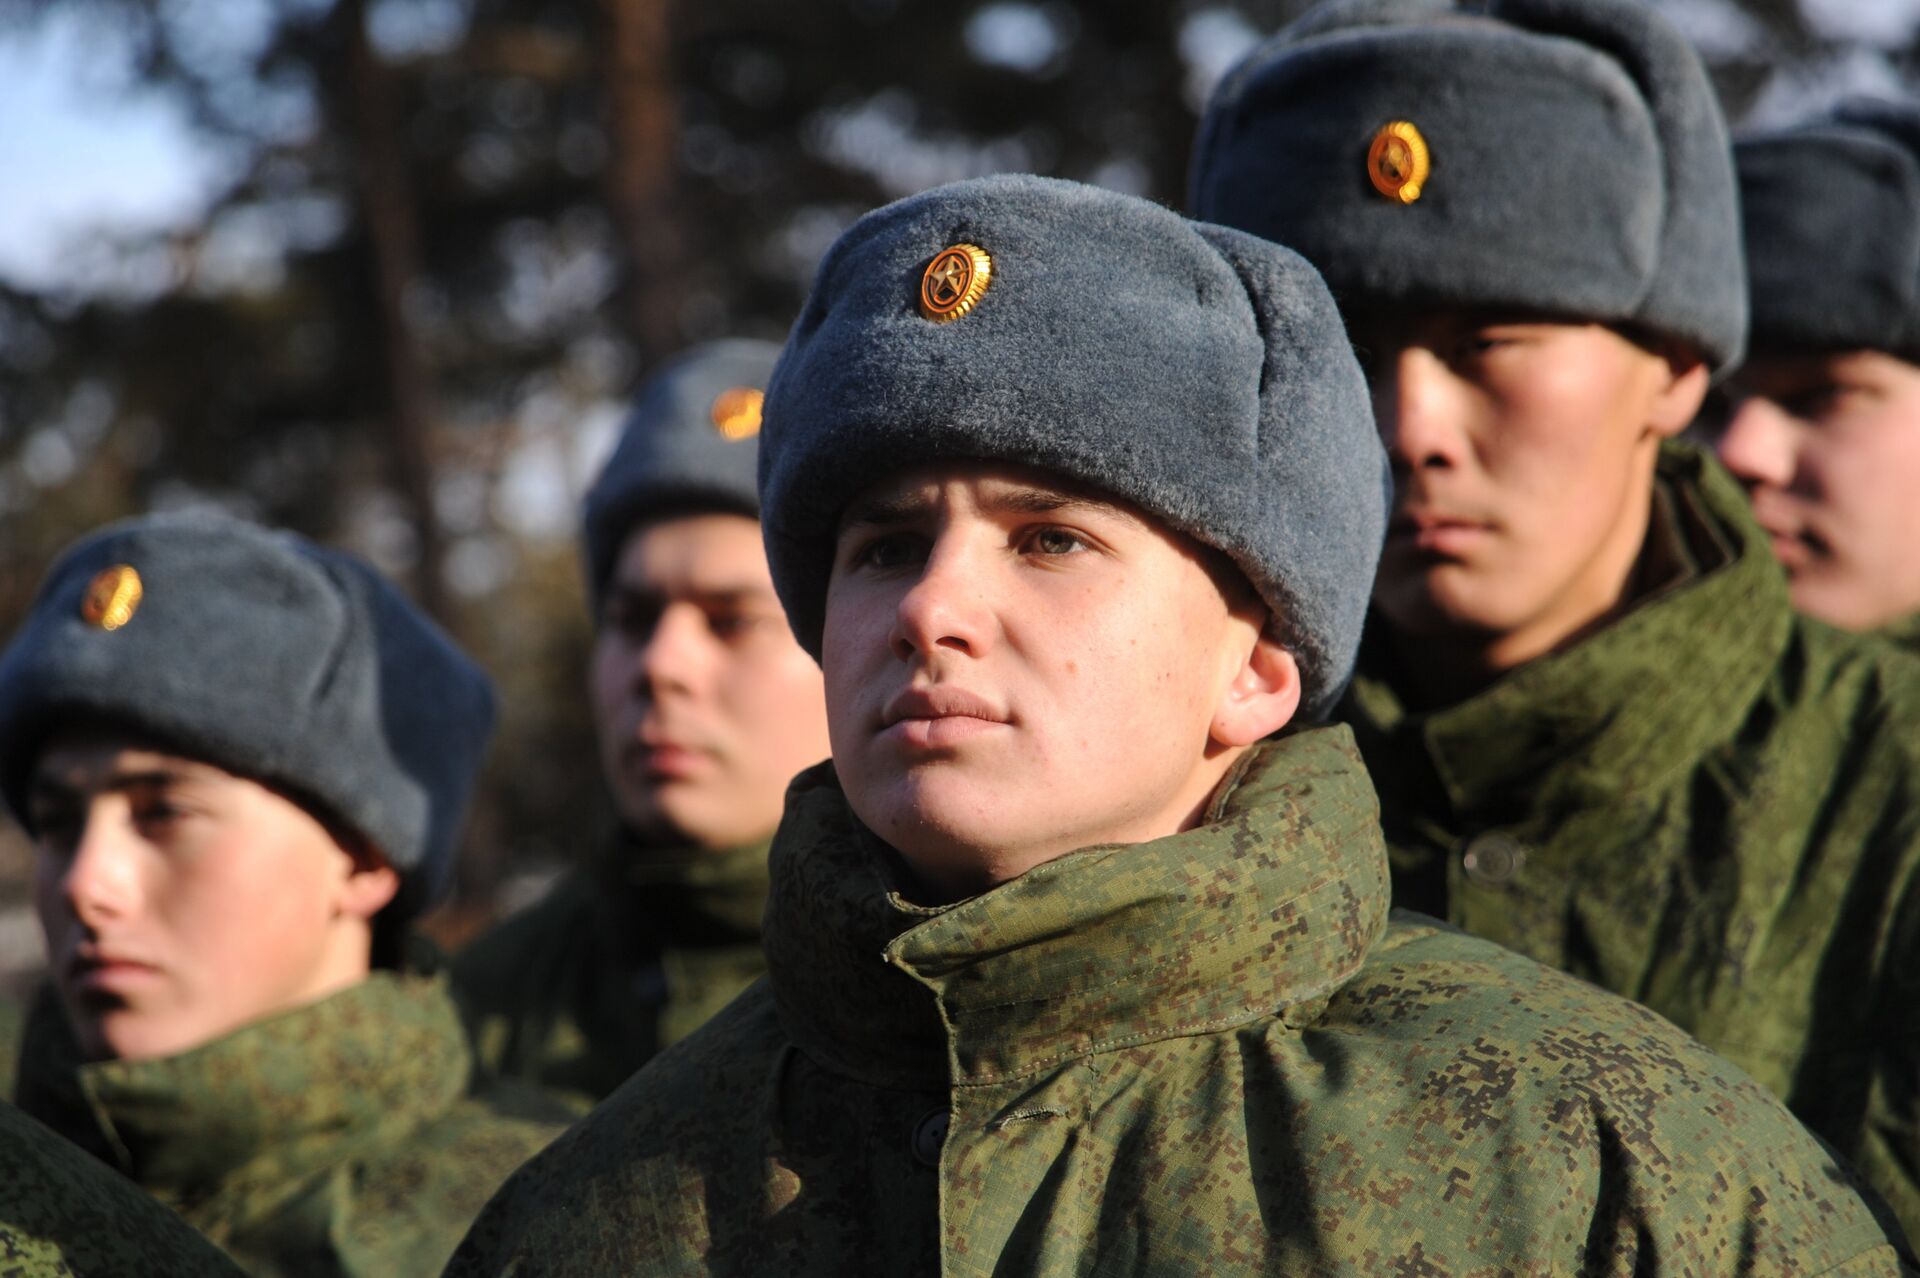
top-left (854, 532), bottom-right (928, 571)
top-left (1027, 528), bottom-right (1086, 556)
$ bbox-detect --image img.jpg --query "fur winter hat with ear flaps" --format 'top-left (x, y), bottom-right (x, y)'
top-left (582, 338), bottom-right (784, 611)
top-left (1189, 0), bottom-right (1747, 374)
top-left (0, 513), bottom-right (496, 920)
top-left (757, 173), bottom-right (1389, 721)
top-left (1737, 97), bottom-right (1920, 361)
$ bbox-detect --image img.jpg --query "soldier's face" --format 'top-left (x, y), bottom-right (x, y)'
top-left (591, 513), bottom-right (829, 849)
top-left (822, 463), bottom-right (1298, 902)
top-left (1713, 349), bottom-right (1920, 632)
top-left (1351, 311), bottom-right (1707, 663)
top-left (28, 730), bottom-right (398, 1061)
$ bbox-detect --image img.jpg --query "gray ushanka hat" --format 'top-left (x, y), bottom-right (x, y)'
top-left (0, 513), bottom-right (495, 918)
top-left (1737, 98), bottom-right (1920, 360)
top-left (758, 173), bottom-right (1389, 720)
top-left (581, 338), bottom-right (782, 610)
top-left (1190, 0), bottom-right (1747, 373)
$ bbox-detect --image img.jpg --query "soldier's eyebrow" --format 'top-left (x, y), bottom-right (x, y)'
top-left (839, 490), bottom-right (931, 531)
top-left (27, 766), bottom-right (194, 809)
top-left (605, 582), bottom-right (778, 609)
top-left (839, 485), bottom-right (1144, 531)
top-left (976, 488), bottom-right (1145, 527)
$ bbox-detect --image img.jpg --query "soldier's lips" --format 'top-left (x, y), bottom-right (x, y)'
top-left (66, 951), bottom-right (162, 996)
top-left (879, 686), bottom-right (1010, 751)
top-left (1387, 510), bottom-right (1493, 556)
top-left (634, 743), bottom-right (712, 781)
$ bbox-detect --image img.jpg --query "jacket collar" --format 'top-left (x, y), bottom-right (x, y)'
top-left (762, 726), bottom-right (1390, 1089)
top-left (1345, 443), bottom-right (1791, 825)
top-left (1877, 610), bottom-right (1920, 658)
top-left (594, 828), bottom-right (772, 951)
top-left (16, 973), bottom-right (469, 1209)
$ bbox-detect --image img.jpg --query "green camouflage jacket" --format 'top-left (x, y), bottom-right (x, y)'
top-left (2, 1097), bottom-right (248, 1277)
top-left (1344, 442), bottom-right (1920, 1244)
top-left (13, 971), bottom-right (570, 1278)
top-left (451, 834), bottom-right (770, 1107)
top-left (444, 730), bottom-right (1913, 1276)
top-left (1878, 612), bottom-right (1920, 657)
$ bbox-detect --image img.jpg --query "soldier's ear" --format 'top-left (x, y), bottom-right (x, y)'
top-left (332, 838), bottom-right (402, 923)
top-left (1211, 628), bottom-right (1302, 748)
top-left (1648, 348), bottom-right (1713, 440)
top-left (337, 864), bottom-right (401, 922)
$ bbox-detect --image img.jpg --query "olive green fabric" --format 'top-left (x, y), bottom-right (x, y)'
top-left (1345, 441), bottom-right (1920, 1245)
top-left (1878, 612), bottom-right (1920, 656)
top-left (446, 730), bottom-right (1912, 1276)
top-left (0, 989), bottom-right (21, 1101)
top-left (2, 1097), bottom-right (248, 1277)
top-left (13, 971), bottom-right (570, 1278)
top-left (450, 835), bottom-right (770, 1107)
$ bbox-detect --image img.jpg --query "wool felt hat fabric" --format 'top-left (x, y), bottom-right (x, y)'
top-left (757, 173), bottom-right (1389, 720)
top-left (0, 513), bottom-right (496, 917)
top-left (1189, 0), bottom-right (1747, 373)
top-left (1737, 98), bottom-right (1920, 360)
top-left (581, 338), bottom-right (783, 609)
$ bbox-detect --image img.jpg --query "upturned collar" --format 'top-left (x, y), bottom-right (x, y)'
top-left (762, 726), bottom-right (1390, 1089)
top-left (16, 973), bottom-right (470, 1212)
top-left (1877, 611), bottom-right (1920, 657)
top-left (1345, 443), bottom-right (1790, 825)
top-left (592, 829), bottom-right (773, 952)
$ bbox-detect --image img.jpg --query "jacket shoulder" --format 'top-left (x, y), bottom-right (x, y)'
top-left (0, 1100), bottom-right (248, 1277)
top-left (443, 980), bottom-right (785, 1276)
top-left (1327, 915), bottom-right (1908, 1269)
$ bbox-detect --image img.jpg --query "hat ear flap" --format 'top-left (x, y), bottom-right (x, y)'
top-left (1190, 221), bottom-right (1389, 721)
top-left (1490, 0), bottom-right (1746, 370)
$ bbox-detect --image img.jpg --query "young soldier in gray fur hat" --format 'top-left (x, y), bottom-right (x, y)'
top-left (451, 340), bottom-right (829, 1106)
top-left (0, 514), bottom-right (569, 1276)
top-left (1193, 0), bottom-right (1920, 1241)
top-left (1713, 98), bottom-right (1920, 652)
top-left (445, 174), bottom-right (1909, 1275)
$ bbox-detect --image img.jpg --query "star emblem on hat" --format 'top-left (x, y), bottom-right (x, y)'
top-left (80, 564), bottom-right (143, 631)
top-left (1368, 120), bottom-right (1431, 205)
top-left (919, 244), bottom-right (993, 323)
top-left (710, 386), bottom-right (765, 440)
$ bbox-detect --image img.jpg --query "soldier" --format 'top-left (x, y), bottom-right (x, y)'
top-left (1713, 99), bottom-right (1920, 652)
top-left (451, 340), bottom-right (830, 1105)
top-left (3, 1097), bottom-right (248, 1277)
top-left (444, 174), bottom-right (1912, 1274)
top-left (1190, 0), bottom-right (1920, 1241)
top-left (0, 514), bottom-right (570, 1275)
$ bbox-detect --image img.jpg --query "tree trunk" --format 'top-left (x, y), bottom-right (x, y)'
top-left (600, 0), bottom-right (685, 365)
top-left (338, 0), bottom-right (449, 621)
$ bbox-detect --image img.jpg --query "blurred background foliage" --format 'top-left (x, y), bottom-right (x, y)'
top-left (0, 0), bottom-right (1913, 972)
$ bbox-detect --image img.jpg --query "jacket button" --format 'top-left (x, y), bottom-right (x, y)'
top-left (911, 1108), bottom-right (949, 1168)
top-left (1461, 833), bottom-right (1525, 886)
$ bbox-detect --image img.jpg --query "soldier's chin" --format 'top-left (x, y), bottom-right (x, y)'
top-left (1372, 567), bottom-right (1518, 639)
top-left (70, 1005), bottom-right (205, 1064)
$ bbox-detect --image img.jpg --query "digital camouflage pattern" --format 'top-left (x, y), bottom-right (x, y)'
top-left (446, 729), bottom-right (1914, 1276)
top-left (2, 1097), bottom-right (247, 1277)
top-left (451, 834), bottom-right (770, 1107)
top-left (13, 970), bottom-right (570, 1278)
top-left (1345, 442), bottom-right (1920, 1246)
